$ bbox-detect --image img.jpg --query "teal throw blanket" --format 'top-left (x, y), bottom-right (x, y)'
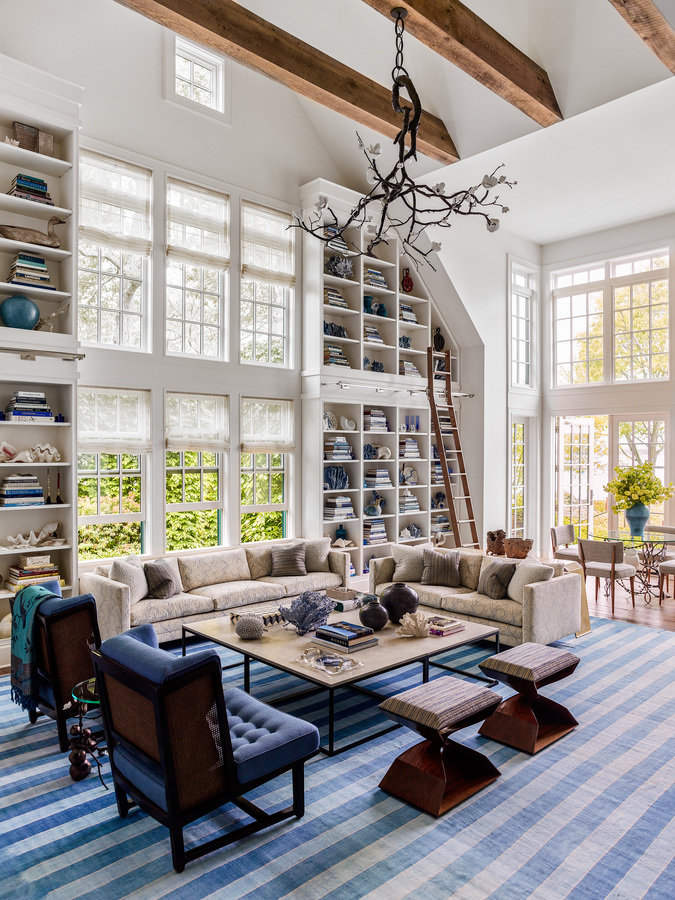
top-left (10, 584), bottom-right (60, 712)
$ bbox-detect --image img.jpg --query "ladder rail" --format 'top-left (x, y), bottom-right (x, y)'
top-left (426, 347), bottom-right (480, 548)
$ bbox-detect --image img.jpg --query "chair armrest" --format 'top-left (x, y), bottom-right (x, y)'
top-left (522, 573), bottom-right (581, 645)
top-left (78, 572), bottom-right (131, 640)
top-left (328, 550), bottom-right (349, 585)
top-left (369, 556), bottom-right (395, 594)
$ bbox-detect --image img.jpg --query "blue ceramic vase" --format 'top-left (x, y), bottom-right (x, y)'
top-left (625, 502), bottom-right (649, 538)
top-left (0, 294), bottom-right (40, 330)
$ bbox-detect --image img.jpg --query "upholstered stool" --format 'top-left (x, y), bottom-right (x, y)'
top-left (478, 642), bottom-right (579, 754)
top-left (658, 559), bottom-right (675, 604)
top-left (378, 676), bottom-right (502, 816)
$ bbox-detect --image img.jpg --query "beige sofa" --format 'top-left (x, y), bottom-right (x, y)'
top-left (369, 545), bottom-right (581, 646)
top-left (79, 539), bottom-right (348, 642)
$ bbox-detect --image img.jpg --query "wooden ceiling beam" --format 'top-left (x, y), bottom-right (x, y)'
top-left (607, 0), bottom-right (675, 72)
top-left (113, 0), bottom-right (459, 164)
top-left (362, 0), bottom-right (563, 126)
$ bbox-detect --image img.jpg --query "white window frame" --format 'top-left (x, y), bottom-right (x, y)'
top-left (509, 260), bottom-right (537, 390)
top-left (510, 417), bottom-right (527, 537)
top-left (551, 248), bottom-right (669, 389)
top-left (164, 33), bottom-right (231, 123)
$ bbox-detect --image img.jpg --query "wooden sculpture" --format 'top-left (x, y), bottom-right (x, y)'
top-left (0, 216), bottom-right (65, 248)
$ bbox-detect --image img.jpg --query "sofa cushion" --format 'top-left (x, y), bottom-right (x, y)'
top-left (303, 538), bottom-right (331, 572)
top-left (438, 590), bottom-right (524, 628)
top-left (110, 559), bottom-right (148, 604)
top-left (257, 571), bottom-right (342, 596)
top-left (477, 559), bottom-right (517, 600)
top-left (178, 549), bottom-right (251, 591)
top-left (271, 545), bottom-right (307, 577)
top-left (130, 592), bottom-right (214, 626)
top-left (507, 562), bottom-right (554, 604)
top-left (421, 548), bottom-right (460, 587)
top-left (392, 544), bottom-right (425, 582)
top-left (144, 559), bottom-right (182, 599)
top-left (245, 545), bottom-right (273, 580)
top-left (457, 551), bottom-right (482, 590)
top-left (195, 580), bottom-right (284, 611)
top-left (373, 581), bottom-right (473, 610)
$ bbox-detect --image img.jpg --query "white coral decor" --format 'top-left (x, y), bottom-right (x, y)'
top-left (397, 611), bottom-right (430, 637)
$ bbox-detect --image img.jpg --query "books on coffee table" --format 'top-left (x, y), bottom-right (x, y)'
top-left (426, 615), bottom-right (465, 636)
top-left (311, 636), bottom-right (379, 653)
top-left (314, 620), bottom-right (375, 648)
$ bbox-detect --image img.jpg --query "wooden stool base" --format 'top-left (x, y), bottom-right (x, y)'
top-left (379, 738), bottom-right (500, 816)
top-left (478, 693), bottom-right (578, 754)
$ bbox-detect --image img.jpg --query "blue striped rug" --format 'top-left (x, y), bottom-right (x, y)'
top-left (1, 618), bottom-right (674, 899)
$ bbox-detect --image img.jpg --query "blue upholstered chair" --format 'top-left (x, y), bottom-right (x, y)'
top-left (92, 625), bottom-right (320, 872)
top-left (28, 587), bottom-right (101, 751)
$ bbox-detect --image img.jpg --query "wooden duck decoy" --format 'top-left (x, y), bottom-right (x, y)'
top-left (0, 216), bottom-right (65, 248)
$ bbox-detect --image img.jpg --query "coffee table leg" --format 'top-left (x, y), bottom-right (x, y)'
top-left (328, 688), bottom-right (335, 755)
top-left (244, 654), bottom-right (250, 693)
top-left (422, 657), bottom-right (429, 683)
top-left (181, 627), bottom-right (186, 657)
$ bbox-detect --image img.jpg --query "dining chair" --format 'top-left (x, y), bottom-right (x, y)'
top-left (578, 539), bottom-right (635, 614)
top-left (550, 524), bottom-right (580, 562)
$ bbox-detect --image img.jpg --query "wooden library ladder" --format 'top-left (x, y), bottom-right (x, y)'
top-left (426, 347), bottom-right (480, 549)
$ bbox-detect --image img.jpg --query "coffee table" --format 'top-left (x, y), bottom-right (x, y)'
top-left (182, 605), bottom-right (499, 756)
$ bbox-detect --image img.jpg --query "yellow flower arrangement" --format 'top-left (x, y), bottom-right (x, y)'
top-left (604, 461), bottom-right (674, 513)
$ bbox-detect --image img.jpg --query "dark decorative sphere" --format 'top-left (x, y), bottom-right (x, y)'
top-left (380, 582), bottom-right (419, 624)
top-left (359, 597), bottom-right (388, 631)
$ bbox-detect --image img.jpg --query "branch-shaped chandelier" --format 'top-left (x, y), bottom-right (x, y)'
top-left (293, 7), bottom-right (516, 265)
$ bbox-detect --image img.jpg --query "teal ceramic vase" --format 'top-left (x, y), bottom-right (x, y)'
top-left (625, 502), bottom-right (649, 538)
top-left (0, 294), bottom-right (40, 330)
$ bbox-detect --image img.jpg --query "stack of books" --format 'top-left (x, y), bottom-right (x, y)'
top-left (8, 173), bottom-right (54, 206)
top-left (324, 436), bottom-right (353, 460)
top-left (363, 518), bottom-right (387, 544)
top-left (399, 303), bottom-right (418, 324)
top-left (364, 268), bottom-right (388, 289)
top-left (5, 391), bottom-right (54, 422)
top-left (399, 438), bottom-right (421, 459)
top-left (324, 342), bottom-right (351, 368)
top-left (5, 554), bottom-right (62, 594)
top-left (324, 227), bottom-right (350, 254)
top-left (313, 620), bottom-right (377, 652)
top-left (324, 286), bottom-right (348, 309)
top-left (400, 360), bottom-right (422, 378)
top-left (439, 415), bottom-right (453, 434)
top-left (431, 462), bottom-right (445, 484)
top-left (399, 492), bottom-right (420, 513)
top-left (431, 515), bottom-right (451, 536)
top-left (7, 252), bottom-right (55, 290)
top-left (364, 324), bottom-right (383, 343)
top-left (426, 615), bottom-right (465, 636)
top-left (364, 468), bottom-right (392, 488)
top-left (0, 474), bottom-right (45, 507)
top-left (363, 408), bottom-right (388, 431)
top-left (324, 495), bottom-right (356, 521)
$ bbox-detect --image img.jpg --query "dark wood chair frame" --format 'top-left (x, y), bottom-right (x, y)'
top-left (28, 594), bottom-right (101, 752)
top-left (578, 538), bottom-right (635, 615)
top-left (92, 647), bottom-right (312, 873)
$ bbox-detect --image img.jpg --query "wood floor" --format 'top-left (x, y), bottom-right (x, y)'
top-left (586, 576), bottom-right (675, 632)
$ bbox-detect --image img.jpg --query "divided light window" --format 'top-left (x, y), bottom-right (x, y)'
top-left (511, 266), bottom-right (535, 388)
top-left (174, 36), bottom-right (225, 113)
top-left (77, 387), bottom-right (151, 560)
top-left (240, 201), bottom-right (295, 367)
top-left (166, 178), bottom-right (229, 358)
top-left (240, 398), bottom-right (294, 542)
top-left (510, 419), bottom-right (526, 537)
top-left (78, 152), bottom-right (151, 350)
top-left (552, 249), bottom-right (669, 386)
top-left (165, 392), bottom-right (228, 550)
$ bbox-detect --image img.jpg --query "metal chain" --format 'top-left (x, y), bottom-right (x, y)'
top-left (392, 10), bottom-right (408, 80)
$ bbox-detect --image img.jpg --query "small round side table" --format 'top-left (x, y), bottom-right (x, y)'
top-left (70, 677), bottom-right (107, 788)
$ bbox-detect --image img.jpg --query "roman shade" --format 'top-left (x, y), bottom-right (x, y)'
top-left (165, 392), bottom-right (229, 453)
top-left (240, 397), bottom-right (294, 454)
top-left (78, 387), bottom-right (151, 453)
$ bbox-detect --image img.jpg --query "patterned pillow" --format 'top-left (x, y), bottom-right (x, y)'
top-left (507, 562), bottom-right (554, 604)
top-left (421, 548), bottom-right (461, 587)
top-left (144, 559), bottom-right (181, 599)
top-left (271, 545), bottom-right (307, 577)
top-left (477, 559), bottom-right (517, 600)
top-left (303, 538), bottom-right (331, 572)
top-left (110, 559), bottom-right (148, 604)
top-left (391, 544), bottom-right (425, 582)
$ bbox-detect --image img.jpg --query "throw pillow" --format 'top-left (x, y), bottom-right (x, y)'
top-left (144, 559), bottom-right (181, 599)
top-left (421, 548), bottom-right (461, 587)
top-left (110, 559), bottom-right (149, 605)
top-left (507, 562), bottom-right (554, 604)
top-left (178, 549), bottom-right (250, 591)
top-left (245, 545), bottom-right (273, 580)
top-left (271, 545), bottom-right (307, 577)
top-left (477, 559), bottom-right (517, 600)
top-left (391, 544), bottom-right (425, 582)
top-left (303, 538), bottom-right (331, 573)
